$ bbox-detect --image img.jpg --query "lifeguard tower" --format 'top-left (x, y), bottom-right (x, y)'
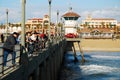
top-left (62, 7), bottom-right (80, 35)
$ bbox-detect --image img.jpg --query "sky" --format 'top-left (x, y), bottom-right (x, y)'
top-left (0, 0), bottom-right (120, 24)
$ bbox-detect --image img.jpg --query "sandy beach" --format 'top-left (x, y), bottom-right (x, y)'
top-left (74, 39), bottom-right (120, 52)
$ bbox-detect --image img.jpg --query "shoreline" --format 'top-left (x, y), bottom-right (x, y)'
top-left (80, 47), bottom-right (120, 52)
top-left (74, 39), bottom-right (120, 52)
top-left (76, 48), bottom-right (120, 52)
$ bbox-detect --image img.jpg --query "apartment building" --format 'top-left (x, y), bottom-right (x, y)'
top-left (80, 16), bottom-right (117, 39)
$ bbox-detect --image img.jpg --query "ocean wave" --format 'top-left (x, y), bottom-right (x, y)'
top-left (91, 55), bottom-right (120, 59)
top-left (80, 64), bottom-right (120, 75)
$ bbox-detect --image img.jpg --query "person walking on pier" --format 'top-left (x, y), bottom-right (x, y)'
top-left (3, 32), bottom-right (18, 66)
top-left (26, 32), bottom-right (37, 56)
top-left (0, 33), bottom-right (4, 43)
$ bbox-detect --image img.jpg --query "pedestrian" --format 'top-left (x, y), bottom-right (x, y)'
top-left (1, 33), bottom-right (4, 43)
top-left (26, 32), bottom-right (37, 56)
top-left (43, 34), bottom-right (48, 48)
top-left (17, 32), bottom-right (21, 44)
top-left (3, 32), bottom-right (18, 67)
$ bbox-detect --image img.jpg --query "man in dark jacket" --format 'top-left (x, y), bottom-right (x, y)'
top-left (1, 33), bottom-right (4, 43)
top-left (3, 32), bottom-right (18, 66)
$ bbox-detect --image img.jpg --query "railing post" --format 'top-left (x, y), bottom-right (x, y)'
top-left (2, 48), bottom-right (4, 75)
top-left (19, 44), bottom-right (22, 65)
top-left (19, 44), bottom-right (28, 65)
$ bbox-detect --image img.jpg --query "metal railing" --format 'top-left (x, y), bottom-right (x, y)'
top-left (0, 36), bottom-right (64, 78)
top-left (0, 44), bottom-right (21, 77)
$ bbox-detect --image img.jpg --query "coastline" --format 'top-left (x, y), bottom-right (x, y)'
top-left (81, 47), bottom-right (120, 52)
top-left (74, 39), bottom-right (120, 52)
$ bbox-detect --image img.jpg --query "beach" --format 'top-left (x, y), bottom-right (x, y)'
top-left (74, 39), bottom-right (120, 52)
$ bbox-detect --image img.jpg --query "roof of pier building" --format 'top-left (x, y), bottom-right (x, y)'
top-left (62, 12), bottom-right (80, 17)
top-left (62, 7), bottom-right (80, 18)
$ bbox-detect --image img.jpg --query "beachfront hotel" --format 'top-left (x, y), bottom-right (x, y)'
top-left (81, 14), bottom-right (117, 29)
top-left (25, 15), bottom-right (56, 33)
top-left (25, 18), bottom-right (43, 32)
top-left (117, 22), bottom-right (120, 34)
top-left (0, 15), bottom-right (55, 34)
top-left (79, 15), bottom-right (118, 39)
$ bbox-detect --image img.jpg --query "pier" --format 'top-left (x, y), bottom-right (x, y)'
top-left (66, 38), bottom-right (85, 63)
top-left (0, 38), bottom-right (66, 80)
top-left (0, 37), bottom-right (86, 80)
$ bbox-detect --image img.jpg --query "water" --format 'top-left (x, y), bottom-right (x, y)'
top-left (59, 51), bottom-right (120, 80)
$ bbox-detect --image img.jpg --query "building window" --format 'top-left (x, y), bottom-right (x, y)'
top-left (32, 21), bottom-right (37, 23)
top-left (44, 21), bottom-right (49, 23)
top-left (108, 33), bottom-right (111, 35)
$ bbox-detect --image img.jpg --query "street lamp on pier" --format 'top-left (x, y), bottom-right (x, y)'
top-left (21, 0), bottom-right (26, 47)
top-left (60, 17), bottom-right (63, 36)
top-left (48, 0), bottom-right (52, 40)
top-left (6, 9), bottom-right (8, 39)
top-left (56, 10), bottom-right (59, 36)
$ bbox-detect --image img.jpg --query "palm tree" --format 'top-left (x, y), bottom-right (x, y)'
top-left (113, 24), bottom-right (117, 34)
top-left (0, 23), bottom-right (3, 28)
top-left (108, 23), bottom-right (112, 29)
top-left (44, 24), bottom-right (49, 29)
top-left (106, 24), bottom-right (109, 28)
top-left (76, 27), bottom-right (80, 33)
top-left (36, 23), bottom-right (42, 32)
top-left (101, 22), bottom-right (105, 28)
top-left (90, 31), bottom-right (94, 39)
top-left (91, 25), bottom-right (94, 29)
top-left (85, 22), bottom-right (89, 28)
top-left (57, 22), bottom-right (63, 34)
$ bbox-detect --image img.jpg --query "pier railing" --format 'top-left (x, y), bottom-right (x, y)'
top-left (0, 36), bottom-right (64, 78)
top-left (0, 44), bottom-right (21, 77)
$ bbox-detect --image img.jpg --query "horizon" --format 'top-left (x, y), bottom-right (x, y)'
top-left (0, 0), bottom-right (120, 24)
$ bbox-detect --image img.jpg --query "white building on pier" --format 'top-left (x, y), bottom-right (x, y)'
top-left (62, 7), bottom-right (80, 35)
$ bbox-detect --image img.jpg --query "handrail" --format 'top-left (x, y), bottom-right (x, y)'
top-left (0, 36), bottom-right (64, 77)
top-left (0, 44), bottom-right (21, 77)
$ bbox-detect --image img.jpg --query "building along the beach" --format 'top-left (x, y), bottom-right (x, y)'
top-left (0, 15), bottom-right (55, 34)
top-left (25, 15), bottom-right (55, 33)
top-left (25, 18), bottom-right (43, 32)
top-left (117, 22), bottom-right (120, 34)
top-left (79, 15), bottom-right (117, 39)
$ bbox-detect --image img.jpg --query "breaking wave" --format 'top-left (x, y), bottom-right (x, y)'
top-left (80, 64), bottom-right (120, 75)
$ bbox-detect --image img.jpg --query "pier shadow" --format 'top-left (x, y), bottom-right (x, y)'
top-left (58, 51), bottom-right (93, 80)
top-left (66, 41), bottom-right (86, 64)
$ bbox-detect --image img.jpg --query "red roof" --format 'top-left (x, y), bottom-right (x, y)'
top-left (80, 28), bottom-right (91, 33)
top-left (44, 15), bottom-right (49, 18)
top-left (92, 28), bottom-right (112, 33)
top-left (62, 11), bottom-right (80, 17)
top-left (80, 28), bottom-right (113, 33)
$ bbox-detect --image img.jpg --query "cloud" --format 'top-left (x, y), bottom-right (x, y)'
top-left (0, 7), bottom-right (21, 24)
top-left (0, 13), bottom-right (6, 24)
top-left (1, 7), bottom-right (120, 24)
top-left (0, 7), bottom-right (7, 24)
top-left (80, 7), bottom-right (120, 22)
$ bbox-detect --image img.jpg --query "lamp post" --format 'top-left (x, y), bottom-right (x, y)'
top-left (62, 20), bottom-right (65, 36)
top-left (48, 0), bottom-right (52, 40)
top-left (21, 0), bottom-right (26, 47)
top-left (56, 10), bottom-right (59, 37)
top-left (60, 17), bottom-right (63, 36)
top-left (6, 9), bottom-right (8, 39)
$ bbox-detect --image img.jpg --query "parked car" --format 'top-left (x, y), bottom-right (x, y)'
top-left (65, 33), bottom-right (77, 38)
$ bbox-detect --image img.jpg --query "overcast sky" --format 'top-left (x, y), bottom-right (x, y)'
top-left (0, 0), bottom-right (120, 24)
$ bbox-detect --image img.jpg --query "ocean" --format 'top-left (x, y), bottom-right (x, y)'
top-left (59, 51), bottom-right (120, 80)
